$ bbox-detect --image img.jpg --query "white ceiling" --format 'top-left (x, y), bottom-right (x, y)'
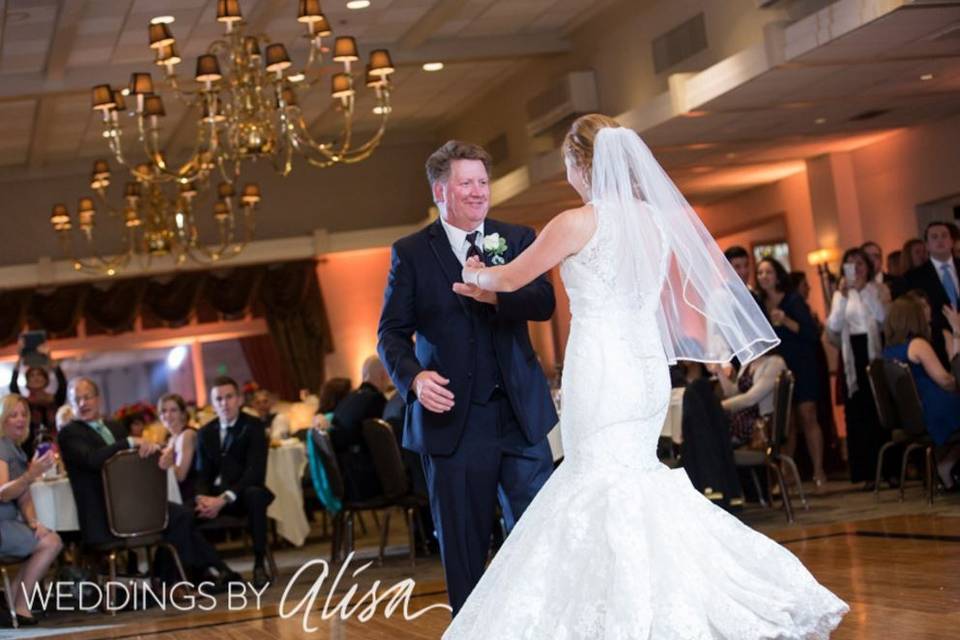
top-left (642, 1), bottom-right (960, 202)
top-left (0, 0), bottom-right (613, 170)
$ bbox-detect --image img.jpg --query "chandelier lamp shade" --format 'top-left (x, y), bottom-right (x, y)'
top-left (51, 0), bottom-right (394, 276)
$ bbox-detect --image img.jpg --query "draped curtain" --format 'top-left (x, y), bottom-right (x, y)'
top-left (0, 260), bottom-right (334, 395)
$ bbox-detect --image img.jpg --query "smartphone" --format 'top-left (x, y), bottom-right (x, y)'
top-left (842, 263), bottom-right (857, 283)
top-left (19, 330), bottom-right (49, 368)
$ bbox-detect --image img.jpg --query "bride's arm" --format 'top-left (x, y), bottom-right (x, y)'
top-left (462, 206), bottom-right (595, 293)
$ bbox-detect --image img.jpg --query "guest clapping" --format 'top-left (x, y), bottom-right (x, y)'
top-left (0, 395), bottom-right (62, 626)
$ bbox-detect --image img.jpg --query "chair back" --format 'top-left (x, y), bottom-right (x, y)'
top-left (362, 418), bottom-right (409, 500)
top-left (883, 359), bottom-right (927, 436)
top-left (867, 358), bottom-right (898, 433)
top-left (769, 369), bottom-right (794, 455)
top-left (310, 428), bottom-right (345, 500)
top-left (101, 450), bottom-right (168, 537)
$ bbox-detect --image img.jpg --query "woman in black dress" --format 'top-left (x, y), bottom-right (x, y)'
top-left (756, 257), bottom-right (827, 489)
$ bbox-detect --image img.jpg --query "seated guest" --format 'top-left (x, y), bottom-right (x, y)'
top-left (195, 376), bottom-right (274, 589)
top-left (251, 389), bottom-right (290, 440)
top-left (0, 394), bottom-right (62, 626)
top-left (714, 353), bottom-right (788, 448)
top-left (58, 378), bottom-right (235, 587)
top-left (157, 393), bottom-right (198, 503)
top-left (9, 358), bottom-right (67, 458)
top-left (883, 296), bottom-right (960, 490)
top-left (827, 247), bottom-right (889, 486)
top-left (312, 377), bottom-right (352, 431)
top-left (676, 362), bottom-right (743, 511)
top-left (900, 222), bottom-right (960, 366)
top-left (323, 356), bottom-right (391, 501)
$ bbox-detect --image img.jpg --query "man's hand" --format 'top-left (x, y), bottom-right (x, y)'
top-left (195, 495), bottom-right (226, 519)
top-left (414, 370), bottom-right (455, 413)
top-left (452, 282), bottom-right (498, 305)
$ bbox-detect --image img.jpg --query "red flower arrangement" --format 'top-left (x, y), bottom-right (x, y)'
top-left (114, 401), bottom-right (157, 423)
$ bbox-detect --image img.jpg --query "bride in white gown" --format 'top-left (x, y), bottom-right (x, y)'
top-left (445, 114), bottom-right (848, 639)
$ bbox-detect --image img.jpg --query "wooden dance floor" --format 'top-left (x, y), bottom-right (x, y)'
top-left (17, 510), bottom-right (960, 640)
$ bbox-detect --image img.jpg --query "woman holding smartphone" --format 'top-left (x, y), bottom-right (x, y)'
top-left (0, 394), bottom-right (62, 626)
top-left (827, 248), bottom-right (891, 487)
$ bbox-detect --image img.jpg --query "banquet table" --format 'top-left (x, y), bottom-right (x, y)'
top-left (265, 439), bottom-right (310, 547)
top-left (31, 467), bottom-right (182, 532)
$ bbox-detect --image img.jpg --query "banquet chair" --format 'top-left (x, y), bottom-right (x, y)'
top-left (95, 450), bottom-right (187, 614)
top-left (867, 358), bottom-right (911, 501)
top-left (195, 515), bottom-right (279, 579)
top-left (876, 360), bottom-right (935, 505)
top-left (0, 554), bottom-right (27, 628)
top-left (733, 370), bottom-right (801, 523)
top-left (362, 418), bottom-right (431, 567)
top-left (310, 428), bottom-right (389, 563)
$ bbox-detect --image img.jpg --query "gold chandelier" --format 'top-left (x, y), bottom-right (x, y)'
top-left (49, 0), bottom-right (395, 276)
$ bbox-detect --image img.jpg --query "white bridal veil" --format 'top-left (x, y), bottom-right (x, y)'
top-left (590, 127), bottom-right (780, 365)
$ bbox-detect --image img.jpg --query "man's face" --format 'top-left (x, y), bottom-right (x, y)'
top-left (927, 225), bottom-right (953, 260)
top-left (211, 384), bottom-right (241, 424)
top-left (434, 159), bottom-right (490, 230)
top-left (70, 381), bottom-right (101, 422)
top-left (862, 245), bottom-right (882, 272)
top-left (730, 257), bottom-right (751, 286)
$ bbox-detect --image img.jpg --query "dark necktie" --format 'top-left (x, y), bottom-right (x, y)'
top-left (221, 424), bottom-right (236, 453)
top-left (465, 231), bottom-right (483, 262)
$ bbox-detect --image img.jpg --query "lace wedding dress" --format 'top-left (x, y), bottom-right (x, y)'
top-left (442, 201), bottom-right (849, 639)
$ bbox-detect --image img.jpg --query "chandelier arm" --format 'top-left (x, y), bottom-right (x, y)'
top-left (161, 73), bottom-right (203, 105)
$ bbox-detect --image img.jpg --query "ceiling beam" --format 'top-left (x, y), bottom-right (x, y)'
top-left (27, 0), bottom-right (87, 170)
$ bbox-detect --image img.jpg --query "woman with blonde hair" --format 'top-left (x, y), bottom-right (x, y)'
top-left (0, 394), bottom-right (63, 626)
top-left (442, 114), bottom-right (847, 638)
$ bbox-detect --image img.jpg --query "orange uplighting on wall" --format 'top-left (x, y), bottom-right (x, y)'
top-left (315, 247), bottom-right (393, 385)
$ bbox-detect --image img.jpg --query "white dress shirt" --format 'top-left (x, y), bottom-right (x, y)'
top-left (930, 256), bottom-right (959, 300)
top-left (439, 217), bottom-right (484, 266)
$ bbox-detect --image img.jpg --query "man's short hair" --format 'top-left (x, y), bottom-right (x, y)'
top-left (924, 220), bottom-right (954, 241)
top-left (68, 377), bottom-right (99, 398)
top-left (723, 245), bottom-right (749, 262)
top-left (425, 140), bottom-right (492, 186)
top-left (210, 376), bottom-right (240, 394)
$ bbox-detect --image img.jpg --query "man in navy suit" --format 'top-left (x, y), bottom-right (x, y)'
top-left (378, 140), bottom-right (557, 614)
top-left (902, 221), bottom-right (960, 366)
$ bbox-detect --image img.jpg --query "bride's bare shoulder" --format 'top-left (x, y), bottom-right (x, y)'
top-left (553, 204), bottom-right (596, 234)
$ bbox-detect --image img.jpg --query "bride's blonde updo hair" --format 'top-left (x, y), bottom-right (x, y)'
top-left (562, 114), bottom-right (621, 178)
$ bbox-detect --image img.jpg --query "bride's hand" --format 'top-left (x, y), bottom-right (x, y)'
top-left (461, 256), bottom-right (484, 286)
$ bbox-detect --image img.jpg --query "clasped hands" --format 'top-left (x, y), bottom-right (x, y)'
top-left (453, 256), bottom-right (496, 305)
top-left (195, 494), bottom-right (227, 519)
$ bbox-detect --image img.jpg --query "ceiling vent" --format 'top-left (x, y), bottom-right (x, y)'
top-left (525, 71), bottom-right (599, 137)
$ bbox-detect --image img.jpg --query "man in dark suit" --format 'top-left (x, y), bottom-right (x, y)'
top-left (902, 221), bottom-right (960, 366)
top-left (195, 376), bottom-right (274, 589)
top-left (325, 356), bottom-right (389, 501)
top-left (58, 377), bottom-right (233, 585)
top-left (377, 140), bottom-right (556, 614)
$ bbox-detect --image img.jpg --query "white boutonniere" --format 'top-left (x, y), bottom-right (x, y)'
top-left (482, 233), bottom-right (508, 265)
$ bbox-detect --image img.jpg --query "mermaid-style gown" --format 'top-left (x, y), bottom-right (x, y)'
top-left (443, 204), bottom-right (848, 639)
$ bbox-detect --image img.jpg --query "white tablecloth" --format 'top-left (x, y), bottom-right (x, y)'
top-left (265, 440), bottom-right (310, 547)
top-left (31, 468), bottom-right (182, 532)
